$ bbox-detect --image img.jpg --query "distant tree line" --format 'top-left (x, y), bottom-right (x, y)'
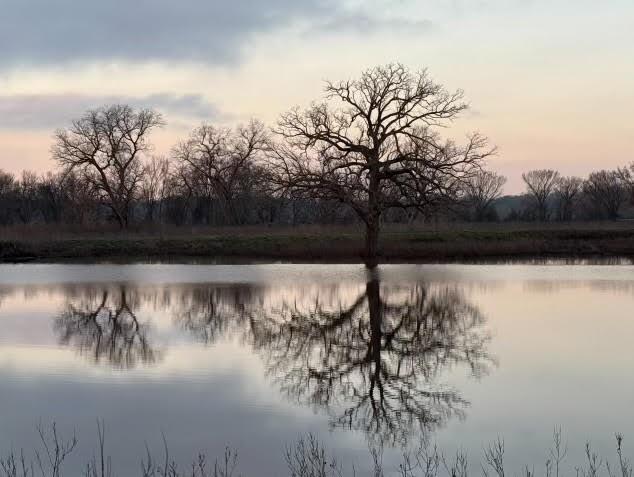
top-left (453, 167), bottom-right (634, 223)
top-left (508, 168), bottom-right (634, 222)
top-left (0, 64), bottom-right (632, 261)
top-left (1, 141), bottom-right (631, 228)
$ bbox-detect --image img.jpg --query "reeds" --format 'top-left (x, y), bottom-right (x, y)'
top-left (1, 424), bottom-right (631, 477)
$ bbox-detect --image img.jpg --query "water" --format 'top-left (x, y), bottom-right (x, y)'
top-left (1, 263), bottom-right (633, 476)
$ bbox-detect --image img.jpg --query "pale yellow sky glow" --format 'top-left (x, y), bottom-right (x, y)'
top-left (0, 0), bottom-right (632, 193)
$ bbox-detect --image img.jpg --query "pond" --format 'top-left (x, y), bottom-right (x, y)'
top-left (1, 263), bottom-right (633, 476)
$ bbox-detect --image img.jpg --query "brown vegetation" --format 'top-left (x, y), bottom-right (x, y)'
top-left (1, 222), bottom-right (634, 263)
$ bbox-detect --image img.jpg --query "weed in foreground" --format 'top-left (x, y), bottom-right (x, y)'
top-left (1, 424), bottom-right (632, 477)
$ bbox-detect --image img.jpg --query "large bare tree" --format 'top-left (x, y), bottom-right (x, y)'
top-left (522, 169), bottom-right (560, 221)
top-left (270, 64), bottom-right (494, 266)
top-left (52, 104), bottom-right (164, 228)
top-left (172, 120), bottom-right (268, 225)
top-left (463, 169), bottom-right (506, 221)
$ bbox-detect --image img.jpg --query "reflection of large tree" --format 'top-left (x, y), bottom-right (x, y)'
top-left (54, 286), bottom-right (160, 368)
top-left (247, 279), bottom-right (492, 445)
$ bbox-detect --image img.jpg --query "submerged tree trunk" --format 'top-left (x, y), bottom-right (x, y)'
top-left (366, 277), bottom-right (383, 393)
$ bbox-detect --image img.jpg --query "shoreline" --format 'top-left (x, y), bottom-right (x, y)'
top-left (2, 227), bottom-right (634, 263)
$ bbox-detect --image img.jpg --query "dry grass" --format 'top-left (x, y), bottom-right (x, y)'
top-left (1, 222), bottom-right (634, 263)
top-left (2, 222), bottom-right (634, 242)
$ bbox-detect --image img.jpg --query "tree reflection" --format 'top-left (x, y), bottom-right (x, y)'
top-left (54, 286), bottom-right (160, 369)
top-left (48, 276), bottom-right (493, 444)
top-left (246, 277), bottom-right (493, 445)
top-left (175, 285), bottom-right (261, 344)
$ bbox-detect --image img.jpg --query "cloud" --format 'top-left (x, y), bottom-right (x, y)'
top-left (0, 0), bottom-right (335, 69)
top-left (0, 1), bottom-right (436, 70)
top-left (0, 93), bottom-right (221, 130)
top-left (313, 12), bottom-right (434, 35)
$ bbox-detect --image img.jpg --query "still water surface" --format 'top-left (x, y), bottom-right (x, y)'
top-left (1, 263), bottom-right (633, 475)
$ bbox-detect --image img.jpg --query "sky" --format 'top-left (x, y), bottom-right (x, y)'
top-left (0, 0), bottom-right (632, 193)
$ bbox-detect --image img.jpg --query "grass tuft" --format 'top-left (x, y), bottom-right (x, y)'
top-left (2, 424), bottom-right (632, 477)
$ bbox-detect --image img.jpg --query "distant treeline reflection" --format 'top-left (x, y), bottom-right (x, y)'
top-left (37, 279), bottom-right (493, 444)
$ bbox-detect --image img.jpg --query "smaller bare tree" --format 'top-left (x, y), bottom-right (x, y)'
top-left (172, 120), bottom-right (268, 225)
top-left (554, 176), bottom-right (583, 221)
top-left (522, 169), bottom-right (560, 221)
top-left (583, 170), bottom-right (627, 220)
top-left (463, 170), bottom-right (506, 221)
top-left (52, 104), bottom-right (164, 228)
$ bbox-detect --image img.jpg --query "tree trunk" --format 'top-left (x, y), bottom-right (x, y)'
top-left (364, 160), bottom-right (381, 268)
top-left (364, 218), bottom-right (380, 268)
top-left (110, 205), bottom-right (125, 229)
top-left (538, 200), bottom-right (548, 222)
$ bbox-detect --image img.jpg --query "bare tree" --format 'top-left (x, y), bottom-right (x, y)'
top-left (52, 104), bottom-right (164, 228)
top-left (583, 170), bottom-right (627, 220)
top-left (522, 169), bottom-right (560, 221)
top-left (463, 170), bottom-right (506, 221)
top-left (172, 120), bottom-right (268, 225)
top-left (554, 176), bottom-right (583, 221)
top-left (270, 64), bottom-right (494, 266)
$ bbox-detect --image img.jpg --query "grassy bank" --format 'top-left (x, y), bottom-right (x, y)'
top-left (1, 223), bottom-right (634, 263)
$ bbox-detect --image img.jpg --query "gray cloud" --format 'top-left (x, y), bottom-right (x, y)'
top-left (314, 12), bottom-right (434, 35)
top-left (0, 0), bottom-right (332, 68)
top-left (0, 1), bottom-right (434, 69)
top-left (0, 93), bottom-right (221, 130)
